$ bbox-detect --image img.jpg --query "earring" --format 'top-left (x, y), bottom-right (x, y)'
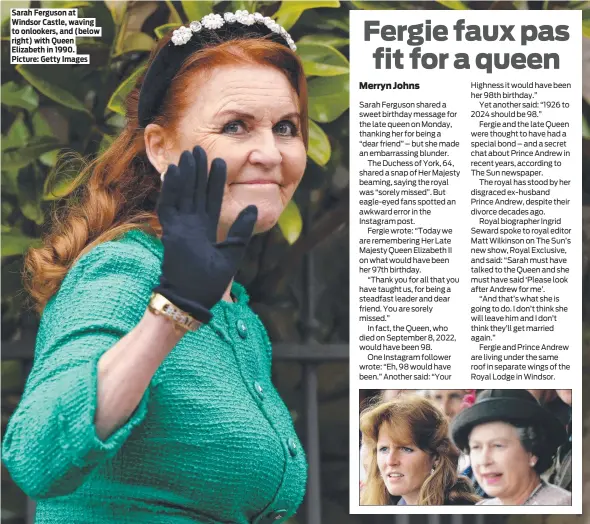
top-left (160, 171), bottom-right (166, 182)
top-left (530, 458), bottom-right (537, 467)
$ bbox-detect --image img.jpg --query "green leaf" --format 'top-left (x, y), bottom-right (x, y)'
top-left (154, 23), bottom-right (178, 40)
top-left (107, 62), bottom-right (147, 115)
top-left (165, 0), bottom-right (182, 24)
top-left (41, 1), bottom-right (89, 7)
top-left (182, 1), bottom-right (214, 21)
top-left (32, 111), bottom-right (60, 166)
top-left (1, 231), bottom-right (42, 256)
top-left (297, 42), bottom-right (349, 77)
top-left (105, 0), bottom-right (127, 25)
top-left (1, 1), bottom-right (28, 21)
top-left (42, 174), bottom-right (79, 200)
top-left (2, 202), bottom-right (13, 223)
top-left (583, 20), bottom-right (590, 39)
top-left (583, 116), bottom-right (590, 138)
top-left (18, 166), bottom-right (45, 224)
top-left (1, 17), bottom-right (10, 41)
top-left (43, 155), bottom-right (85, 200)
top-left (31, 110), bottom-right (53, 136)
top-left (308, 74), bottom-right (349, 123)
top-left (16, 65), bottom-right (90, 115)
top-left (232, 1), bottom-right (258, 11)
top-left (1, 82), bottom-right (39, 111)
top-left (2, 136), bottom-right (61, 170)
top-left (98, 133), bottom-right (115, 155)
top-left (0, 114), bottom-right (27, 193)
top-left (274, 1), bottom-right (340, 32)
top-left (2, 170), bottom-right (19, 196)
top-left (297, 34), bottom-right (349, 49)
top-left (106, 113), bottom-right (126, 130)
top-left (307, 120), bottom-right (331, 166)
top-left (277, 201), bottom-right (303, 245)
top-left (350, 1), bottom-right (397, 9)
top-left (435, 0), bottom-right (469, 9)
top-left (2, 113), bottom-right (29, 152)
top-left (114, 32), bottom-right (155, 56)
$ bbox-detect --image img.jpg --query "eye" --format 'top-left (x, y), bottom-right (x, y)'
top-left (470, 445), bottom-right (480, 451)
top-left (222, 120), bottom-right (247, 135)
top-left (401, 447), bottom-right (414, 453)
top-left (493, 443), bottom-right (504, 448)
top-left (378, 446), bottom-right (389, 454)
top-left (274, 120), bottom-right (298, 137)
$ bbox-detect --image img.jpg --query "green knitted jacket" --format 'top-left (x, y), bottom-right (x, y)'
top-left (2, 230), bottom-right (307, 523)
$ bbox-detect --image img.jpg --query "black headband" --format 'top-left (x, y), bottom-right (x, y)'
top-left (137, 11), bottom-right (296, 128)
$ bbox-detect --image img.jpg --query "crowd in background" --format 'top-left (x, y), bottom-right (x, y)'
top-left (359, 389), bottom-right (572, 506)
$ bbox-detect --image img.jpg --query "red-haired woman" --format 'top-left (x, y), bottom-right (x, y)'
top-left (360, 395), bottom-right (480, 506)
top-left (3, 11), bottom-right (307, 523)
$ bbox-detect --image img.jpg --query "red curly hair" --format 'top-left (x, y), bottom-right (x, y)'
top-left (24, 35), bottom-right (308, 312)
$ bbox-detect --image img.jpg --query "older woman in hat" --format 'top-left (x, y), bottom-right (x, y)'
top-left (360, 395), bottom-right (480, 505)
top-left (3, 10), bottom-right (307, 523)
top-left (451, 390), bottom-right (571, 506)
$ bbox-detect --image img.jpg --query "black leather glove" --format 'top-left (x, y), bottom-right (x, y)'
top-left (153, 146), bottom-right (258, 323)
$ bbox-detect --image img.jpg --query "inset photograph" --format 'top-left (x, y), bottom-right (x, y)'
top-left (358, 389), bottom-right (572, 506)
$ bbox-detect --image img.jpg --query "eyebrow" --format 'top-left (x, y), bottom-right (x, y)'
top-left (469, 438), bottom-right (510, 445)
top-left (215, 110), bottom-right (301, 121)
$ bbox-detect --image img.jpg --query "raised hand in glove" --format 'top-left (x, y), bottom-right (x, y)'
top-left (153, 146), bottom-right (258, 323)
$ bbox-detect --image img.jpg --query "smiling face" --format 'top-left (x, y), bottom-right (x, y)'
top-left (376, 422), bottom-right (434, 505)
top-left (163, 64), bottom-right (306, 238)
top-left (469, 422), bottom-right (538, 503)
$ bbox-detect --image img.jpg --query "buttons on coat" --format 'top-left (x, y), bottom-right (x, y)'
top-left (254, 381), bottom-right (264, 399)
top-left (287, 438), bottom-right (298, 457)
top-left (236, 319), bottom-right (248, 338)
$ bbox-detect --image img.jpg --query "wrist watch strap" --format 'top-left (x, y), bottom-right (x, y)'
top-left (148, 292), bottom-right (201, 332)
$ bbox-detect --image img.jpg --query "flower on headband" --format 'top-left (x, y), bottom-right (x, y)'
top-left (171, 26), bottom-right (192, 46)
top-left (169, 10), bottom-right (297, 52)
top-left (202, 13), bottom-right (224, 30)
top-left (223, 12), bottom-right (237, 24)
top-left (236, 11), bottom-right (255, 25)
top-left (189, 21), bottom-right (202, 33)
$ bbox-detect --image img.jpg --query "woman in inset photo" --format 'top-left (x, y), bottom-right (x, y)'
top-left (2, 11), bottom-right (307, 523)
top-left (360, 395), bottom-right (480, 505)
top-left (451, 389), bottom-right (571, 506)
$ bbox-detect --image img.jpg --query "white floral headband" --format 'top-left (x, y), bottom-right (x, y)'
top-left (138, 10), bottom-right (298, 127)
top-left (171, 10), bottom-right (296, 51)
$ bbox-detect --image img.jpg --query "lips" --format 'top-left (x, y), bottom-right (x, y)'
top-left (481, 473), bottom-right (503, 485)
top-left (386, 472), bottom-right (404, 481)
top-left (232, 180), bottom-right (279, 185)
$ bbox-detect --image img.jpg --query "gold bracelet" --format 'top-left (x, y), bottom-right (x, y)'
top-left (147, 293), bottom-right (200, 333)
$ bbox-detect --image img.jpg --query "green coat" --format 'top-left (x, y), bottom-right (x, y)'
top-left (2, 230), bottom-right (307, 523)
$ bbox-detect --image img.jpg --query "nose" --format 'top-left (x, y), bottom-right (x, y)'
top-left (248, 130), bottom-right (282, 168)
top-left (385, 450), bottom-right (401, 467)
top-left (442, 399), bottom-right (451, 417)
top-left (478, 446), bottom-right (494, 467)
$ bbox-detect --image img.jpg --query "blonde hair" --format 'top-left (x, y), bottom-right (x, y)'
top-left (360, 395), bottom-right (479, 506)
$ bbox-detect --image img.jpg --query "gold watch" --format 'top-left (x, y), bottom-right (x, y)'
top-left (147, 292), bottom-right (200, 332)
